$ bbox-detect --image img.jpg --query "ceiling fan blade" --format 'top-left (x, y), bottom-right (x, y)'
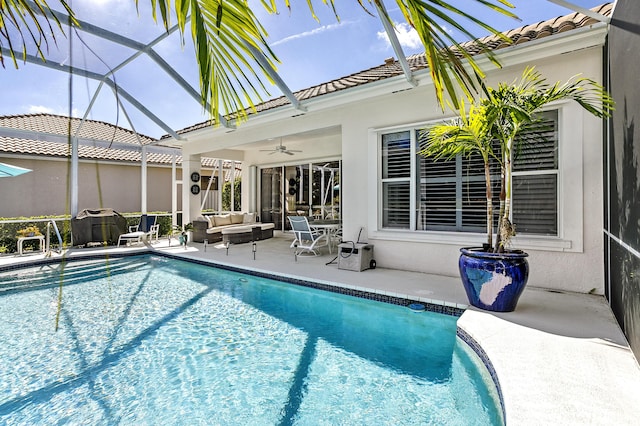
top-left (284, 151), bottom-right (295, 155)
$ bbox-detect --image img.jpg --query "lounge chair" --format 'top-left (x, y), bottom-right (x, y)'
top-left (288, 215), bottom-right (328, 256)
top-left (117, 214), bottom-right (159, 247)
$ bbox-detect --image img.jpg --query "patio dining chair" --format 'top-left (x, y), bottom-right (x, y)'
top-left (288, 215), bottom-right (328, 256)
top-left (117, 214), bottom-right (159, 247)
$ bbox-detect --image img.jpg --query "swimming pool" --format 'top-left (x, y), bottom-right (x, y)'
top-left (0, 254), bottom-right (503, 425)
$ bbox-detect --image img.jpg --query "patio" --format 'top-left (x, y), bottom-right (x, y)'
top-left (1, 233), bottom-right (639, 424)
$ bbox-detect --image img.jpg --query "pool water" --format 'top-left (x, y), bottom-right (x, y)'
top-left (0, 255), bottom-right (503, 425)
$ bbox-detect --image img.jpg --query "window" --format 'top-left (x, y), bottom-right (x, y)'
top-left (380, 110), bottom-right (559, 236)
top-left (381, 132), bottom-right (411, 228)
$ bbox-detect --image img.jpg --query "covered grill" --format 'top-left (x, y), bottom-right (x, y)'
top-left (71, 208), bottom-right (127, 246)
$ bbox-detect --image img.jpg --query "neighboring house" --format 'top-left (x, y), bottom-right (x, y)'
top-left (0, 114), bottom-right (240, 218)
top-left (168, 3), bottom-right (613, 292)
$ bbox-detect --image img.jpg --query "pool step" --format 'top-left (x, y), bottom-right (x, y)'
top-left (0, 258), bottom-right (150, 293)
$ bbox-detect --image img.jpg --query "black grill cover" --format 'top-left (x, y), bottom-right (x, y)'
top-left (71, 208), bottom-right (128, 246)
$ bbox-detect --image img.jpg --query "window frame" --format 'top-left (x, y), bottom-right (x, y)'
top-left (369, 101), bottom-right (585, 253)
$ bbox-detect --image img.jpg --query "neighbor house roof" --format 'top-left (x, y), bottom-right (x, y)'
top-left (173, 2), bottom-right (612, 136)
top-left (0, 113), bottom-right (158, 145)
top-left (0, 113), bottom-right (227, 169)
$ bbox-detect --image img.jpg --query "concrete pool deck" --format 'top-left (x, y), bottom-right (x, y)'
top-left (2, 232), bottom-right (640, 424)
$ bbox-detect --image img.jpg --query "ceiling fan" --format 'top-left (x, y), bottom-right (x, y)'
top-left (260, 140), bottom-right (302, 156)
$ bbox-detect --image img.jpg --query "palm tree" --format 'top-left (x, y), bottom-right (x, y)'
top-left (419, 100), bottom-right (501, 249)
top-left (421, 67), bottom-right (614, 252)
top-left (1, 0), bottom-right (517, 122)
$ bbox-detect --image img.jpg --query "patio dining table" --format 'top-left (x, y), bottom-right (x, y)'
top-left (309, 219), bottom-right (341, 254)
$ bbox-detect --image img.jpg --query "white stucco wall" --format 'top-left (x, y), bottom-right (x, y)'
top-left (348, 49), bottom-right (606, 294)
top-left (176, 27), bottom-right (609, 295)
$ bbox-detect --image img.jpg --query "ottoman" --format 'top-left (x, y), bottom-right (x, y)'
top-left (221, 226), bottom-right (253, 244)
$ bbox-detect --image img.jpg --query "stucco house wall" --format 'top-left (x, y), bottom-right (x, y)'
top-left (0, 156), bottom-right (180, 217)
top-left (175, 10), bottom-right (609, 295)
top-left (333, 47), bottom-right (604, 293)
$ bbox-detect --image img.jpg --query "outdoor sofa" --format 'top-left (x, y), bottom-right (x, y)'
top-left (192, 213), bottom-right (274, 244)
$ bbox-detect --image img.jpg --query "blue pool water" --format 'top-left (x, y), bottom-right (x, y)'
top-left (0, 255), bottom-right (503, 425)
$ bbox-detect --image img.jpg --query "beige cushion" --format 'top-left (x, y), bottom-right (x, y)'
top-left (243, 212), bottom-right (256, 224)
top-left (202, 216), bottom-right (213, 227)
top-left (214, 214), bottom-right (231, 226)
top-left (206, 226), bottom-right (227, 234)
top-left (231, 213), bottom-right (245, 224)
top-left (221, 226), bottom-right (251, 235)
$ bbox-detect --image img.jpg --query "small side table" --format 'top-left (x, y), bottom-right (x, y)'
top-left (17, 235), bottom-right (46, 256)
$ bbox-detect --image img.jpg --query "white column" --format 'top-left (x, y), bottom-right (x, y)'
top-left (182, 154), bottom-right (201, 226)
top-left (230, 161), bottom-right (235, 212)
top-left (141, 145), bottom-right (148, 214)
top-left (71, 136), bottom-right (79, 217)
top-left (172, 154), bottom-right (178, 227)
top-left (217, 159), bottom-right (223, 211)
top-left (247, 165), bottom-right (257, 213)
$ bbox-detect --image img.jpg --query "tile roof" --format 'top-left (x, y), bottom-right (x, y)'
top-left (0, 113), bottom-right (224, 168)
top-left (0, 113), bottom-right (157, 145)
top-left (173, 3), bottom-right (612, 136)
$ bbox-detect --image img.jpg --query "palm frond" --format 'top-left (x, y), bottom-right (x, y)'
top-left (3, 0), bottom-right (520, 125)
top-left (420, 100), bottom-right (498, 163)
top-left (392, 0), bottom-right (518, 108)
top-left (175, 0), bottom-right (279, 123)
top-left (0, 0), bottom-right (78, 68)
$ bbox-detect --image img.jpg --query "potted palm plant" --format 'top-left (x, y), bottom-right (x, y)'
top-left (420, 67), bottom-right (613, 311)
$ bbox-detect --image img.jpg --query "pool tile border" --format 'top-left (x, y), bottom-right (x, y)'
top-left (0, 251), bottom-right (462, 316)
top-left (160, 252), bottom-right (466, 317)
top-left (457, 327), bottom-right (506, 422)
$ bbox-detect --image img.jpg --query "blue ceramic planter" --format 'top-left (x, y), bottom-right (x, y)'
top-left (458, 247), bottom-right (529, 312)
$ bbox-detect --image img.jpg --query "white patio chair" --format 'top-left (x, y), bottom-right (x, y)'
top-left (288, 216), bottom-right (328, 256)
top-left (117, 214), bottom-right (159, 247)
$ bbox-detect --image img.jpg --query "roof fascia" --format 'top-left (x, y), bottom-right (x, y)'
top-left (0, 152), bottom-right (179, 167)
top-left (198, 149), bottom-right (245, 162)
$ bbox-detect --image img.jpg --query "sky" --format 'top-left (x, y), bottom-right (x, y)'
top-left (0, 0), bottom-right (607, 138)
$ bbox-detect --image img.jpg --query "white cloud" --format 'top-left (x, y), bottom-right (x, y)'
top-left (377, 22), bottom-right (422, 50)
top-left (28, 105), bottom-right (81, 117)
top-left (28, 105), bottom-right (56, 114)
top-left (271, 21), bottom-right (350, 47)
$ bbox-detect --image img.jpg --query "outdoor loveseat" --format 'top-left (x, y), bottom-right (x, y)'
top-left (192, 213), bottom-right (274, 244)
